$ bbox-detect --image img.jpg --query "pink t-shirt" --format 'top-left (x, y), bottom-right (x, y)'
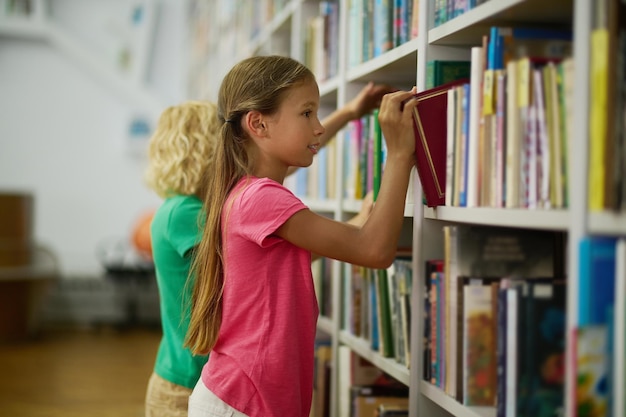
top-left (202, 177), bottom-right (319, 417)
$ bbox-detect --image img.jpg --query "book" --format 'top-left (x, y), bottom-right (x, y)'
top-left (375, 268), bottom-right (394, 357)
top-left (576, 325), bottom-right (610, 417)
top-left (456, 276), bottom-right (503, 404)
top-left (489, 26), bottom-right (573, 70)
top-left (444, 226), bottom-right (459, 396)
top-left (588, 0), bottom-right (623, 210)
top-left (578, 237), bottom-right (617, 326)
top-left (445, 88), bottom-right (457, 207)
top-left (505, 281), bottom-right (523, 417)
top-left (425, 60), bottom-right (471, 89)
top-left (522, 281), bottom-right (567, 417)
top-left (394, 258), bottom-right (413, 368)
top-left (338, 346), bottom-right (385, 417)
top-left (453, 85), bottom-right (465, 206)
top-left (505, 58), bottom-right (521, 208)
top-left (373, 109), bottom-right (383, 201)
top-left (423, 259), bottom-right (442, 380)
top-left (350, 384), bottom-right (409, 417)
top-left (459, 83), bottom-right (470, 207)
top-left (411, 78), bottom-right (470, 207)
top-left (466, 46), bottom-right (484, 207)
top-left (312, 342), bottom-right (332, 417)
top-left (495, 279), bottom-right (511, 417)
top-left (448, 225), bottom-right (559, 279)
top-left (376, 402), bottom-right (409, 417)
top-left (614, 238), bottom-right (626, 417)
top-left (462, 281), bottom-right (496, 406)
top-left (556, 57), bottom-right (574, 208)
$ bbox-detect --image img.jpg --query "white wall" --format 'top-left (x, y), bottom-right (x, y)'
top-left (0, 1), bottom-right (189, 278)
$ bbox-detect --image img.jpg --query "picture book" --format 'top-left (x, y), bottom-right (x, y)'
top-left (522, 281), bottom-right (567, 417)
top-left (576, 325), bottom-right (610, 417)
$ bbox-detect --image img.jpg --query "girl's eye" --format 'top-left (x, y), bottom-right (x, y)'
top-left (304, 110), bottom-right (312, 118)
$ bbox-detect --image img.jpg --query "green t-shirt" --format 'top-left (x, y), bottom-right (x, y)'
top-left (151, 194), bottom-right (207, 388)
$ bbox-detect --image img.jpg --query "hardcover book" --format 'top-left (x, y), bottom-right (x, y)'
top-left (411, 78), bottom-right (470, 207)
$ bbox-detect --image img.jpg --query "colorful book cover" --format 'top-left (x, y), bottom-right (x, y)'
top-left (523, 281), bottom-right (566, 417)
top-left (576, 325), bottom-right (609, 417)
top-left (578, 237), bottom-right (617, 326)
top-left (462, 282), bottom-right (496, 405)
top-left (457, 276), bottom-right (502, 403)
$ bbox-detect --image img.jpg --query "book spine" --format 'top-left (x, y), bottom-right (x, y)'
top-left (495, 70), bottom-right (506, 208)
top-left (373, 109), bottom-right (383, 201)
top-left (459, 83), bottom-right (470, 207)
top-left (505, 59), bottom-right (520, 208)
top-left (533, 68), bottom-right (550, 209)
top-left (614, 238), bottom-right (626, 417)
top-left (467, 47), bottom-right (483, 207)
top-left (588, 28), bottom-right (610, 210)
top-left (446, 89), bottom-right (457, 207)
top-left (496, 284), bottom-right (508, 417)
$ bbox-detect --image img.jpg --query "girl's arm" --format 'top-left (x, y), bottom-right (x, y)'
top-left (311, 191), bottom-right (374, 262)
top-left (277, 89), bottom-right (418, 269)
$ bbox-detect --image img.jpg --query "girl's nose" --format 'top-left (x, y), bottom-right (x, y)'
top-left (315, 118), bottom-right (326, 136)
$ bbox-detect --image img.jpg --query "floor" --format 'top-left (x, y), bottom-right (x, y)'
top-left (0, 325), bottom-right (162, 417)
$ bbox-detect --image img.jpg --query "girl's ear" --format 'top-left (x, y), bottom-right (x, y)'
top-left (244, 110), bottom-right (268, 138)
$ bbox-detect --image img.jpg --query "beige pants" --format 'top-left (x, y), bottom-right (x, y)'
top-left (145, 372), bottom-right (192, 417)
top-left (188, 379), bottom-right (249, 417)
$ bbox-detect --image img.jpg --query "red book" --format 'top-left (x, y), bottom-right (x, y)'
top-left (411, 79), bottom-right (470, 207)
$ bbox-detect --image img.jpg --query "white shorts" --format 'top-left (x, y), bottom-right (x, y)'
top-left (188, 379), bottom-right (249, 417)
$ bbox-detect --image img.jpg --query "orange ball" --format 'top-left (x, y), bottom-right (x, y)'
top-left (132, 210), bottom-right (155, 259)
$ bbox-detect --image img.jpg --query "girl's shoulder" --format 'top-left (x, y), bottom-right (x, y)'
top-left (158, 194), bottom-right (202, 218)
top-left (235, 176), bottom-right (294, 200)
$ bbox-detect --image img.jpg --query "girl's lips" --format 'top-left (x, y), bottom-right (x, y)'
top-left (308, 143), bottom-right (320, 154)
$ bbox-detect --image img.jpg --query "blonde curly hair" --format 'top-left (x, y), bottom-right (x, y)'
top-left (145, 101), bottom-right (220, 199)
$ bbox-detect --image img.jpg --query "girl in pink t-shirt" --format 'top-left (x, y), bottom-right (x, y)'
top-left (186, 55), bottom-right (418, 417)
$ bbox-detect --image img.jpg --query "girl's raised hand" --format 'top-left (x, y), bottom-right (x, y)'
top-left (377, 88), bottom-right (418, 163)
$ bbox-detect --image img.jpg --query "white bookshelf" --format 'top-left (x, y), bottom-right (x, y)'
top-left (192, 1), bottom-right (626, 417)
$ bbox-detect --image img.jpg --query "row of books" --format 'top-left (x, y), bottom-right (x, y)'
top-left (313, 343), bottom-right (410, 417)
top-left (413, 25), bottom-right (574, 208)
top-left (433, 0), bottom-right (490, 28)
top-left (345, 257), bottom-right (413, 367)
top-left (347, 0), bottom-right (419, 68)
top-left (441, 56), bottom-right (573, 209)
top-left (338, 346), bottom-right (410, 417)
top-left (304, 1), bottom-right (340, 82)
top-left (426, 272), bottom-right (567, 415)
top-left (422, 225), bottom-right (564, 412)
top-left (344, 111), bottom-right (385, 201)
